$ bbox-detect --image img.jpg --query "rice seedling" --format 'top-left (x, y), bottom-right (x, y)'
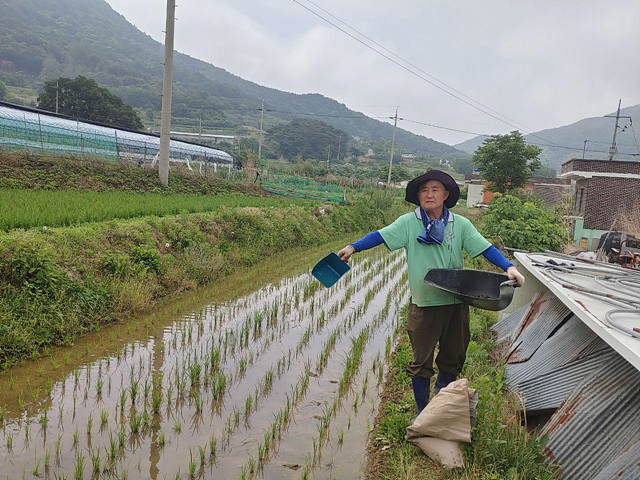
top-left (240, 464), bottom-right (248, 480)
top-left (6, 433), bottom-right (13, 451)
top-left (74, 452), bottom-right (84, 480)
top-left (96, 378), bottom-right (103, 396)
top-left (129, 411), bottom-right (142, 435)
top-left (118, 428), bottom-right (126, 448)
top-left (87, 414), bottom-right (93, 435)
top-left (244, 395), bottom-right (253, 419)
top-left (40, 408), bottom-right (49, 427)
top-left (119, 389), bottom-right (127, 411)
top-left (188, 448), bottom-right (197, 478)
top-left (108, 432), bottom-right (118, 462)
top-left (209, 435), bottom-right (217, 458)
top-left (338, 429), bottom-right (344, 445)
top-left (141, 409), bottom-right (151, 431)
top-left (198, 445), bottom-right (206, 466)
top-left (55, 434), bottom-right (62, 458)
top-left (193, 393), bottom-right (203, 413)
top-left (100, 409), bottom-right (109, 425)
top-left (32, 459), bottom-right (41, 476)
top-left (91, 448), bottom-right (101, 473)
top-left (129, 379), bottom-right (139, 403)
top-left (173, 419), bottom-right (181, 433)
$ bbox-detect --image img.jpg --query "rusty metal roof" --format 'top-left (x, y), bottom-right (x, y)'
top-left (514, 348), bottom-right (616, 412)
top-left (497, 252), bottom-right (640, 480)
top-left (492, 300), bottom-right (534, 343)
top-left (504, 315), bottom-right (605, 388)
top-left (541, 353), bottom-right (640, 480)
top-left (506, 290), bottom-right (572, 363)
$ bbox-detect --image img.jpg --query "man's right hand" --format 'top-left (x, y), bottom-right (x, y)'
top-left (338, 245), bottom-right (355, 262)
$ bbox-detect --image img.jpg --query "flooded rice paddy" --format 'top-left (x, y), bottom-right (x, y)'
top-left (0, 247), bottom-right (408, 479)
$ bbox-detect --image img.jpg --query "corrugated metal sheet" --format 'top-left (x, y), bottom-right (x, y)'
top-left (542, 354), bottom-right (640, 480)
top-left (515, 348), bottom-right (616, 412)
top-left (505, 315), bottom-right (605, 388)
top-left (507, 290), bottom-right (572, 363)
top-left (592, 440), bottom-right (640, 480)
top-left (493, 301), bottom-right (533, 343)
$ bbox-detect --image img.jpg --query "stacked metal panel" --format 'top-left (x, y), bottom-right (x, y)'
top-left (493, 291), bottom-right (640, 480)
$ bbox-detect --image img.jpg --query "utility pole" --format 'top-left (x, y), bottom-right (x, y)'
top-left (387, 107), bottom-right (399, 184)
top-left (258, 99), bottom-right (264, 162)
top-left (337, 134), bottom-right (342, 162)
top-left (198, 114), bottom-right (202, 143)
top-left (607, 99), bottom-right (622, 161)
top-left (326, 146), bottom-right (330, 169)
top-left (158, 0), bottom-right (176, 186)
top-left (55, 80), bottom-right (59, 114)
top-left (582, 140), bottom-right (588, 159)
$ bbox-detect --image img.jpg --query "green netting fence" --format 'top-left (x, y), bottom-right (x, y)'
top-left (261, 173), bottom-right (344, 203)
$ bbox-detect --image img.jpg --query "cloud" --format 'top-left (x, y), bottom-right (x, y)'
top-left (105, 0), bottom-right (640, 145)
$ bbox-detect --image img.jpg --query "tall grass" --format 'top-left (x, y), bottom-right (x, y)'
top-left (0, 189), bottom-right (314, 230)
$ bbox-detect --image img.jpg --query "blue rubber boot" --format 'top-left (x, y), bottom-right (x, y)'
top-left (411, 376), bottom-right (431, 417)
top-left (434, 371), bottom-right (457, 395)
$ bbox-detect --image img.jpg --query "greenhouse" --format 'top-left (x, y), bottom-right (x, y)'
top-left (0, 102), bottom-right (234, 165)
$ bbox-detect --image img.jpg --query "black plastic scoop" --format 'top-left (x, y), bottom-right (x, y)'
top-left (424, 268), bottom-right (518, 311)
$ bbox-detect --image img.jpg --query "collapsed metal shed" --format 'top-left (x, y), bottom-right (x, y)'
top-left (494, 252), bottom-right (640, 480)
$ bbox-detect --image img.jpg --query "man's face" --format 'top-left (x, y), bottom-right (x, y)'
top-left (418, 180), bottom-right (449, 211)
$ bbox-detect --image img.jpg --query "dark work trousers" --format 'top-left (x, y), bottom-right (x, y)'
top-left (406, 302), bottom-right (470, 379)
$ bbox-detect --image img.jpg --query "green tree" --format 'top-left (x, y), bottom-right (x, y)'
top-left (268, 119), bottom-right (350, 160)
top-left (37, 76), bottom-right (144, 130)
top-left (482, 194), bottom-right (568, 252)
top-left (0, 80), bottom-right (7, 101)
top-left (451, 156), bottom-right (474, 175)
top-left (472, 131), bottom-right (541, 193)
top-left (377, 165), bottom-right (410, 182)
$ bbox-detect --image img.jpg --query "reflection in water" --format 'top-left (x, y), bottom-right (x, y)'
top-left (0, 248), bottom-right (407, 479)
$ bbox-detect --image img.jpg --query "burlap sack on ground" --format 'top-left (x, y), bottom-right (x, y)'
top-left (406, 378), bottom-right (478, 469)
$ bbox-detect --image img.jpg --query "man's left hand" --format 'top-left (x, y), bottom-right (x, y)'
top-left (506, 266), bottom-right (525, 287)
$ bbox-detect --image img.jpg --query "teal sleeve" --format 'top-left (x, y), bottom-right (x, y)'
top-left (378, 215), bottom-right (408, 251)
top-left (462, 218), bottom-right (491, 258)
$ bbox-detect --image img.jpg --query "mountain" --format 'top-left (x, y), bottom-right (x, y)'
top-left (0, 0), bottom-right (469, 161)
top-left (454, 104), bottom-right (640, 170)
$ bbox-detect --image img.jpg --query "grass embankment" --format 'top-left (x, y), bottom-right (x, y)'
top-left (367, 308), bottom-right (558, 480)
top-left (0, 185), bottom-right (407, 370)
top-left (0, 151), bottom-right (262, 195)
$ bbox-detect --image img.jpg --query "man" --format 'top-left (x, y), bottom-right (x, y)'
top-left (338, 170), bottom-right (524, 415)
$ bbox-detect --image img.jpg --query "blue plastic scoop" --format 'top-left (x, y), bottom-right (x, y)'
top-left (312, 252), bottom-right (351, 288)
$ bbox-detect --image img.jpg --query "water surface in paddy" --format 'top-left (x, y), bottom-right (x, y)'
top-left (0, 245), bottom-right (408, 479)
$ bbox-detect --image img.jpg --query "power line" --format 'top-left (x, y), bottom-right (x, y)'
top-left (291, 0), bottom-right (565, 149)
top-left (264, 108), bottom-right (389, 119)
top-left (301, 0), bottom-right (540, 136)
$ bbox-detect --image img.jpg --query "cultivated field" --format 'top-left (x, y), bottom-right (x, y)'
top-left (0, 188), bottom-right (314, 230)
top-left (0, 247), bottom-right (408, 479)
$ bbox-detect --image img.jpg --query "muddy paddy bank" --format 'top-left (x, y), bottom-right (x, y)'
top-left (0, 242), bottom-right (409, 479)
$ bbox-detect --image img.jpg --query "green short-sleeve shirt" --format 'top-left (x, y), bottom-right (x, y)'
top-left (379, 208), bottom-right (491, 307)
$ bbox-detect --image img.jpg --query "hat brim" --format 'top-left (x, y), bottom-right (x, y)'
top-left (405, 170), bottom-right (460, 208)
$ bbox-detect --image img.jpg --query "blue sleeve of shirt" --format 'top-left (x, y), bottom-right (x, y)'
top-left (482, 245), bottom-right (513, 271)
top-left (350, 231), bottom-right (384, 252)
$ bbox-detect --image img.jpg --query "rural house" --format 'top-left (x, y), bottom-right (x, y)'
top-left (560, 158), bottom-right (640, 250)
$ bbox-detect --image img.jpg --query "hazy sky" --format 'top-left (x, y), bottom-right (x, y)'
top-left (106, 0), bottom-right (640, 145)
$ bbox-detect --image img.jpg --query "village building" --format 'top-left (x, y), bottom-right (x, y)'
top-left (560, 158), bottom-right (640, 250)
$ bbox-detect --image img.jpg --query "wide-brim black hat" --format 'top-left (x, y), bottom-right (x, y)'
top-left (405, 170), bottom-right (460, 208)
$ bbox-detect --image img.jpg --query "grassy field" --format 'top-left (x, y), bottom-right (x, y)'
top-left (366, 307), bottom-right (558, 480)
top-left (0, 188), bottom-right (315, 230)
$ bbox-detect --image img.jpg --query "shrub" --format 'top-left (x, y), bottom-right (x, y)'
top-left (482, 194), bottom-right (568, 252)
